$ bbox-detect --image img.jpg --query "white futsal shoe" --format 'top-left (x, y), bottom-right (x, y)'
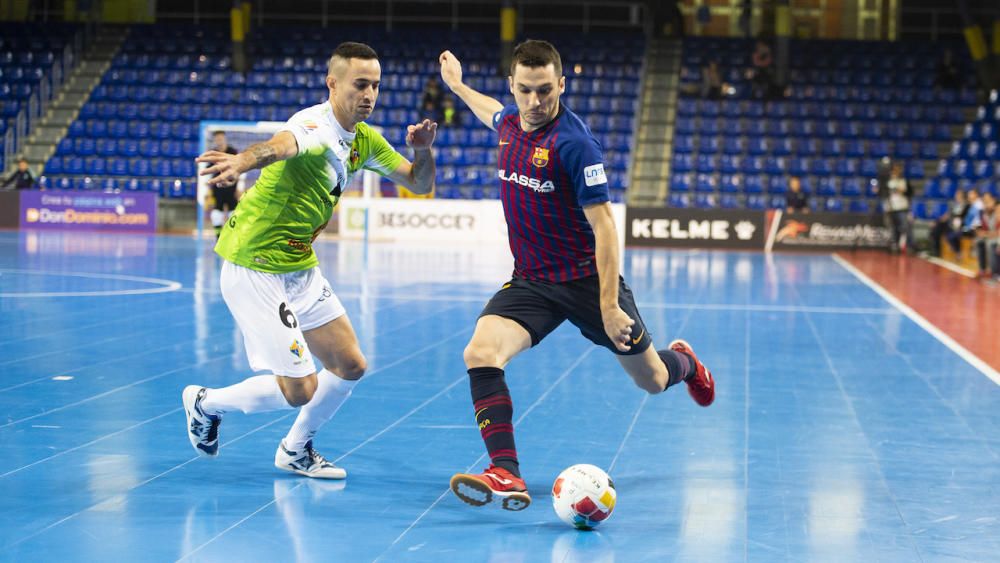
top-left (183, 385), bottom-right (222, 457)
top-left (275, 440), bottom-right (347, 479)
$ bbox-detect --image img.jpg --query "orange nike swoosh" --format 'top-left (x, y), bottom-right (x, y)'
top-left (631, 329), bottom-right (645, 345)
top-left (499, 140), bottom-right (510, 146)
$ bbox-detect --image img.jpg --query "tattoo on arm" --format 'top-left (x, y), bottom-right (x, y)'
top-left (410, 149), bottom-right (435, 192)
top-left (247, 143), bottom-right (279, 169)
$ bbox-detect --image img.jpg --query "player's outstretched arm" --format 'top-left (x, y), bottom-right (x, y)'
top-left (386, 119), bottom-right (438, 194)
top-left (439, 50), bottom-right (504, 131)
top-left (196, 131), bottom-right (298, 187)
top-left (584, 202), bottom-right (634, 353)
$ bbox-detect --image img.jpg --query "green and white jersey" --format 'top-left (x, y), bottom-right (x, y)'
top-left (215, 102), bottom-right (404, 273)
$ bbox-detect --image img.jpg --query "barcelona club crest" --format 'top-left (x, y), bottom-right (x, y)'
top-left (531, 147), bottom-right (549, 168)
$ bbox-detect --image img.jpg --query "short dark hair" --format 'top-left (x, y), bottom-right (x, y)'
top-left (327, 42), bottom-right (379, 75)
top-left (212, 131), bottom-right (225, 137)
top-left (510, 39), bottom-right (562, 77)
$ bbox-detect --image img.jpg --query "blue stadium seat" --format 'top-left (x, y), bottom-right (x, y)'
top-left (673, 136), bottom-right (694, 154)
top-left (668, 193), bottom-right (690, 208)
top-left (824, 198), bottom-right (844, 212)
top-left (746, 195), bottom-right (767, 210)
top-left (84, 157), bottom-right (106, 175)
top-left (670, 173), bottom-right (692, 192)
top-left (693, 193), bottom-right (716, 209)
top-left (816, 177), bottom-right (839, 196)
top-left (720, 194), bottom-right (740, 209)
top-left (848, 199), bottom-right (870, 213)
top-left (841, 177), bottom-right (865, 197)
top-left (695, 173), bottom-right (716, 192)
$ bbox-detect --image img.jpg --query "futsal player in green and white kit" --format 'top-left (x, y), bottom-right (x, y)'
top-left (182, 42), bottom-right (437, 479)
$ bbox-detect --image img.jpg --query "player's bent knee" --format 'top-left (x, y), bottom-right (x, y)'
top-left (463, 342), bottom-right (498, 368)
top-left (631, 371), bottom-right (667, 395)
top-left (277, 374), bottom-right (318, 407)
top-left (339, 355), bottom-right (367, 380)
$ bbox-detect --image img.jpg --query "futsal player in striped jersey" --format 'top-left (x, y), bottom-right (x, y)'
top-left (439, 40), bottom-right (716, 511)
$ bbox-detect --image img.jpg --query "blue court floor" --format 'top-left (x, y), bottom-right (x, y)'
top-left (0, 230), bottom-right (997, 562)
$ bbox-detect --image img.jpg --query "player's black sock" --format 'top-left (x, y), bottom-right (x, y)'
top-left (657, 349), bottom-right (695, 389)
top-left (468, 367), bottom-right (520, 478)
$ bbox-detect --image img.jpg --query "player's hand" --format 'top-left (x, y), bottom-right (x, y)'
top-left (406, 119), bottom-right (438, 149)
top-left (602, 306), bottom-right (636, 353)
top-left (196, 151), bottom-right (244, 187)
top-left (439, 50), bottom-right (463, 90)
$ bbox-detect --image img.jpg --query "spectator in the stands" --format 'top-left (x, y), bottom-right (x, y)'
top-left (974, 192), bottom-right (997, 278)
top-left (785, 176), bottom-right (809, 214)
top-left (701, 60), bottom-right (724, 100)
top-left (885, 162), bottom-right (913, 254)
top-left (420, 76), bottom-right (444, 122)
top-left (947, 188), bottom-right (983, 259)
top-left (747, 39), bottom-right (777, 99)
top-left (934, 49), bottom-right (962, 90)
top-left (441, 95), bottom-right (459, 127)
top-left (929, 189), bottom-right (967, 256)
top-left (1, 158), bottom-right (36, 190)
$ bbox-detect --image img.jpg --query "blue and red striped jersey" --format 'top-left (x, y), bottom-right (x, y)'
top-left (492, 103), bottom-right (610, 282)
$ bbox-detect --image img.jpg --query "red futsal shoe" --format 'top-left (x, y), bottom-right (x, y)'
top-left (450, 464), bottom-right (531, 511)
top-left (669, 339), bottom-right (716, 407)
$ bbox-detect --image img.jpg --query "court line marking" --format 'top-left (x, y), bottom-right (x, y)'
top-left (607, 394), bottom-right (648, 475)
top-left (0, 301), bottom-right (470, 424)
top-left (795, 286), bottom-right (924, 560)
top-left (5, 412), bottom-right (298, 550)
top-left (0, 268), bottom-right (182, 297)
top-left (0, 296), bottom-right (467, 392)
top-left (833, 253), bottom-right (1000, 386)
top-left (848, 298), bottom-right (1000, 462)
top-left (375, 348), bottom-right (597, 561)
top-left (10, 326), bottom-right (475, 553)
top-left (0, 299), bottom-right (200, 363)
top-left (326, 292), bottom-right (898, 315)
top-left (922, 256), bottom-right (977, 278)
top-left (0, 409), bottom-right (183, 478)
top-left (176, 331), bottom-right (474, 561)
top-left (607, 299), bottom-right (699, 475)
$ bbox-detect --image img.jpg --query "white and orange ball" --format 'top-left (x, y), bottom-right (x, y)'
top-left (551, 464), bottom-right (617, 530)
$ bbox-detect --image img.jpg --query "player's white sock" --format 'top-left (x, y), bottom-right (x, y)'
top-left (210, 209), bottom-right (225, 227)
top-left (283, 369), bottom-right (358, 451)
top-left (201, 375), bottom-right (292, 415)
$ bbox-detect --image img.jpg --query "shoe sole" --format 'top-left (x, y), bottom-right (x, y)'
top-left (274, 462), bottom-right (347, 480)
top-left (182, 385), bottom-right (218, 458)
top-left (449, 474), bottom-right (531, 511)
top-left (668, 339), bottom-right (716, 407)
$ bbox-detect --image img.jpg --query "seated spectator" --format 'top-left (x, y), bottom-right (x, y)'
top-left (701, 61), bottom-right (724, 99)
top-left (441, 95), bottom-right (459, 127)
top-left (1, 158), bottom-right (36, 190)
top-left (934, 49), bottom-right (962, 90)
top-left (421, 76), bottom-right (444, 122)
top-left (974, 192), bottom-right (998, 278)
top-left (947, 188), bottom-right (982, 258)
top-left (885, 162), bottom-right (913, 253)
top-left (785, 176), bottom-right (809, 213)
top-left (929, 189), bottom-right (966, 256)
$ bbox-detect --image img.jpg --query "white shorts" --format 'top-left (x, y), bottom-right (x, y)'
top-left (220, 260), bottom-right (346, 377)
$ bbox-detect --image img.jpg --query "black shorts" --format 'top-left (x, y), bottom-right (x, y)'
top-left (479, 275), bottom-right (652, 356)
top-left (212, 185), bottom-right (238, 211)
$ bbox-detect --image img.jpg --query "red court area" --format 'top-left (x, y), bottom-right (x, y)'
top-left (839, 250), bottom-right (1000, 373)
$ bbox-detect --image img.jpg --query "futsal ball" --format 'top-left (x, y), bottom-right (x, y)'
top-left (551, 464), bottom-right (617, 530)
